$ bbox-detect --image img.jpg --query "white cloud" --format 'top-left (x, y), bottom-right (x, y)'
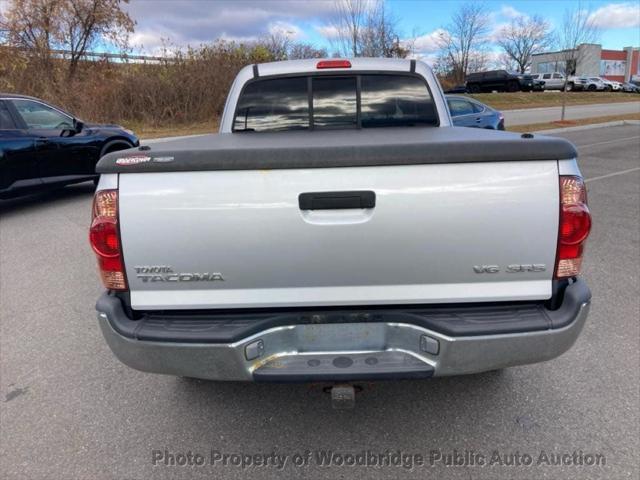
top-left (410, 52), bottom-right (438, 66)
top-left (129, 30), bottom-right (168, 53)
top-left (124, 0), bottom-right (335, 53)
top-left (588, 2), bottom-right (640, 28)
top-left (315, 24), bottom-right (341, 40)
top-left (500, 5), bottom-right (525, 20)
top-left (268, 21), bottom-right (303, 40)
top-left (405, 28), bottom-right (447, 56)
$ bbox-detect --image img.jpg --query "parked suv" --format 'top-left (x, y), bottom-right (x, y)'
top-left (531, 72), bottom-right (566, 90)
top-left (466, 70), bottom-right (534, 93)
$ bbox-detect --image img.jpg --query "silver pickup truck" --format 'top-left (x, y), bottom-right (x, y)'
top-left (91, 58), bottom-right (592, 393)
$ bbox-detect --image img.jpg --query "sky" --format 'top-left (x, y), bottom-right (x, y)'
top-left (114, 1), bottom-right (639, 59)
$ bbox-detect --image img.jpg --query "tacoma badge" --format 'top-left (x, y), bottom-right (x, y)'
top-left (134, 266), bottom-right (224, 282)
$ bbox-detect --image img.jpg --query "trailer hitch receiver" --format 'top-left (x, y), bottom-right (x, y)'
top-left (331, 384), bottom-right (356, 409)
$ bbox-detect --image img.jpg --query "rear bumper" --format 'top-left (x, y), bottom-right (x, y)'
top-left (96, 279), bottom-right (591, 381)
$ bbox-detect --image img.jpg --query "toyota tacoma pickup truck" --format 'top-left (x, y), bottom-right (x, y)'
top-left (91, 59), bottom-right (592, 391)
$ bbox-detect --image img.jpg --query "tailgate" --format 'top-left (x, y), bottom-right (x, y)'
top-left (118, 161), bottom-right (559, 310)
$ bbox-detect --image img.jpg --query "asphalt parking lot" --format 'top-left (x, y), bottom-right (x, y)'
top-left (1, 124), bottom-right (639, 479)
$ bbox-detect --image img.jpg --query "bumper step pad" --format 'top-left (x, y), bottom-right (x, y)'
top-left (252, 351), bottom-right (434, 382)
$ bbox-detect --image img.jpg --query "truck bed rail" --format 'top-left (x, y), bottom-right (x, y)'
top-left (97, 127), bottom-right (577, 174)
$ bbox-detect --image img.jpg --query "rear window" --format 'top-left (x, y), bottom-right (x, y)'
top-left (233, 74), bottom-right (437, 132)
top-left (360, 75), bottom-right (436, 128)
top-left (312, 77), bottom-right (357, 129)
top-left (233, 77), bottom-right (309, 132)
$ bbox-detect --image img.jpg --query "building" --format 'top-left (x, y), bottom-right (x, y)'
top-left (531, 44), bottom-right (639, 82)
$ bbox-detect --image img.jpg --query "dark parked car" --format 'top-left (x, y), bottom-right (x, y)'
top-left (1, 94), bottom-right (139, 199)
top-left (466, 70), bottom-right (535, 93)
top-left (532, 79), bottom-right (546, 91)
top-left (446, 95), bottom-right (504, 130)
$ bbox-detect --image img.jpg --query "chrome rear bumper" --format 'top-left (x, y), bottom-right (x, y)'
top-left (96, 280), bottom-right (591, 381)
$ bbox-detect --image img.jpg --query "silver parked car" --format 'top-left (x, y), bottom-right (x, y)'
top-left (587, 77), bottom-right (608, 91)
top-left (600, 78), bottom-right (622, 91)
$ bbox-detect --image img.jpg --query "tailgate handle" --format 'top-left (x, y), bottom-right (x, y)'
top-left (299, 191), bottom-right (376, 210)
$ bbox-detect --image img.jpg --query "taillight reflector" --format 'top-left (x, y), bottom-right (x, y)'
top-left (316, 59), bottom-right (351, 69)
top-left (89, 189), bottom-right (127, 291)
top-left (555, 176), bottom-right (591, 278)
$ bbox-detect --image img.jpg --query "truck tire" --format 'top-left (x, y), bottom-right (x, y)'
top-left (468, 83), bottom-right (481, 93)
top-left (566, 82), bottom-right (574, 92)
top-left (506, 81), bottom-right (519, 92)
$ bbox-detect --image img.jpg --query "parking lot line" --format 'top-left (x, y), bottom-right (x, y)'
top-left (585, 167), bottom-right (640, 183)
top-left (578, 136), bottom-right (640, 149)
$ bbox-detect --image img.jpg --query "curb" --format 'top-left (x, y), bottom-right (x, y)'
top-left (533, 120), bottom-right (640, 134)
top-left (502, 101), bottom-right (640, 114)
top-left (142, 133), bottom-right (209, 145)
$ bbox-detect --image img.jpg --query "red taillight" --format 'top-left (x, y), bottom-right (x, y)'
top-left (89, 189), bottom-right (127, 291)
top-left (555, 176), bottom-right (591, 278)
top-left (316, 59), bottom-right (351, 69)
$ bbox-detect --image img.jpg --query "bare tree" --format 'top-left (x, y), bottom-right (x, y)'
top-left (63, 0), bottom-right (135, 77)
top-left (497, 14), bottom-right (552, 73)
top-left (436, 2), bottom-right (490, 84)
top-left (495, 51), bottom-right (519, 71)
top-left (288, 43), bottom-right (327, 60)
top-left (261, 30), bottom-right (293, 61)
top-left (0, 0), bottom-right (63, 72)
top-left (1, 0), bottom-right (134, 79)
top-left (557, 2), bottom-right (600, 119)
top-left (328, 0), bottom-right (406, 58)
top-left (359, 0), bottom-right (407, 57)
top-left (467, 50), bottom-right (490, 73)
top-left (330, 0), bottom-right (367, 56)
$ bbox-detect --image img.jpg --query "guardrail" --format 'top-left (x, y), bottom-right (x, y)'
top-left (0, 46), bottom-right (175, 64)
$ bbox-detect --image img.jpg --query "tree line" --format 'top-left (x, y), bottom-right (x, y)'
top-left (432, 1), bottom-right (599, 86)
top-left (0, 0), bottom-right (600, 127)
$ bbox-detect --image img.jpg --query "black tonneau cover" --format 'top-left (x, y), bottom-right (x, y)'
top-left (97, 126), bottom-right (577, 174)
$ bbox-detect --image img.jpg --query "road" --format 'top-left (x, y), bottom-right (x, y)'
top-left (1, 125), bottom-right (639, 479)
top-left (503, 101), bottom-right (640, 125)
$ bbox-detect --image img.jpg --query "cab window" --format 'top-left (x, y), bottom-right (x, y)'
top-left (447, 98), bottom-right (474, 117)
top-left (11, 99), bottom-right (74, 130)
top-left (233, 77), bottom-right (309, 132)
top-left (312, 77), bottom-right (357, 129)
top-left (0, 102), bottom-right (16, 129)
top-left (233, 74), bottom-right (437, 132)
top-left (471, 102), bottom-right (484, 113)
top-left (360, 75), bottom-right (435, 128)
